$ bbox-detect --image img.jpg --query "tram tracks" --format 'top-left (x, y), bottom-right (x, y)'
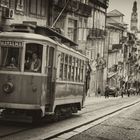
top-left (0, 121), bottom-right (33, 139)
top-left (0, 97), bottom-right (140, 140)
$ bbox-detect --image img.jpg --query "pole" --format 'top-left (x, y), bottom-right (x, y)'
top-left (51, 0), bottom-right (70, 28)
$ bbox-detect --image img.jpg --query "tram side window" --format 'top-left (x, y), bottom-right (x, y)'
top-left (68, 56), bottom-right (72, 80)
top-left (24, 43), bottom-right (42, 73)
top-left (0, 47), bottom-right (21, 70)
top-left (78, 59), bottom-right (81, 82)
top-left (80, 60), bottom-right (84, 82)
top-left (71, 57), bottom-right (75, 81)
top-left (59, 53), bottom-right (64, 79)
top-left (48, 47), bottom-right (54, 75)
top-left (64, 54), bottom-right (68, 80)
top-left (75, 58), bottom-right (79, 81)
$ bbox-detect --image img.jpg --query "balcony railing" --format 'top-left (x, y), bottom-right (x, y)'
top-left (89, 0), bottom-right (109, 8)
top-left (53, 0), bottom-right (92, 17)
top-left (88, 28), bottom-right (106, 38)
top-left (108, 64), bottom-right (118, 73)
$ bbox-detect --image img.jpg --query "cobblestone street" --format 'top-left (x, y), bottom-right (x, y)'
top-left (68, 99), bottom-right (140, 140)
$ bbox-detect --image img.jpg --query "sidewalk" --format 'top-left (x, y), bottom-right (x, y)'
top-left (50, 96), bottom-right (140, 140)
top-left (84, 95), bottom-right (121, 106)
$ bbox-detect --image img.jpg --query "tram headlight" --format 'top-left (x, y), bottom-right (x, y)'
top-left (2, 82), bottom-right (14, 94)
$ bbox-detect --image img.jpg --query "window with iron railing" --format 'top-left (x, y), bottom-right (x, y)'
top-left (29, 0), bottom-right (46, 17)
top-left (16, 0), bottom-right (24, 12)
top-left (0, 0), bottom-right (9, 7)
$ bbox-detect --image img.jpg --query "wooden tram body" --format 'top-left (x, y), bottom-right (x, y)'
top-left (0, 32), bottom-right (88, 120)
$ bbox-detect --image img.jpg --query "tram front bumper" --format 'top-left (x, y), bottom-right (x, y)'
top-left (0, 102), bottom-right (44, 110)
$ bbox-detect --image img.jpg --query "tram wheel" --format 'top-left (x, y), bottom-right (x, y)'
top-left (53, 108), bottom-right (62, 122)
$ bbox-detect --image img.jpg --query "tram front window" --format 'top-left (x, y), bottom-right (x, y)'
top-left (0, 47), bottom-right (21, 70)
top-left (24, 43), bottom-right (42, 73)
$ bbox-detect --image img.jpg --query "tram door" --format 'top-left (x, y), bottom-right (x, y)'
top-left (46, 46), bottom-right (55, 110)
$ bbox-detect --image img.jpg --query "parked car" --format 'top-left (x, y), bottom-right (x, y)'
top-left (128, 88), bottom-right (136, 95)
top-left (108, 86), bottom-right (118, 97)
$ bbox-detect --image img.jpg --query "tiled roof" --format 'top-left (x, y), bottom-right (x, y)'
top-left (106, 17), bottom-right (126, 30)
top-left (107, 9), bottom-right (124, 17)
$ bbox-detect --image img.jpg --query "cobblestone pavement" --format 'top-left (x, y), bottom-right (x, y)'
top-left (68, 100), bottom-right (140, 140)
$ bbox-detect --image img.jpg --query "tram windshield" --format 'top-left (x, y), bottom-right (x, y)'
top-left (24, 43), bottom-right (42, 73)
top-left (0, 47), bottom-right (21, 70)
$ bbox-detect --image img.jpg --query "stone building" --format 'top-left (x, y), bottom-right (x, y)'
top-left (0, 0), bottom-right (49, 31)
top-left (105, 9), bottom-right (127, 88)
top-left (130, 1), bottom-right (138, 34)
top-left (124, 32), bottom-right (138, 89)
top-left (49, 0), bottom-right (92, 53)
top-left (33, 0), bottom-right (108, 96)
top-left (86, 0), bottom-right (109, 96)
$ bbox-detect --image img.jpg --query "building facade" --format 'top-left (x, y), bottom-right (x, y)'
top-left (105, 9), bottom-right (126, 88)
top-left (124, 32), bottom-right (138, 89)
top-left (86, 0), bottom-right (108, 96)
top-left (0, 0), bottom-right (50, 31)
top-left (49, 0), bottom-right (93, 53)
top-left (130, 1), bottom-right (138, 34)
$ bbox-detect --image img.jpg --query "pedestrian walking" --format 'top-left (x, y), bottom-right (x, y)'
top-left (97, 87), bottom-right (101, 96)
top-left (121, 86), bottom-right (125, 98)
top-left (105, 85), bottom-right (109, 98)
top-left (127, 88), bottom-right (130, 97)
top-left (138, 88), bottom-right (140, 95)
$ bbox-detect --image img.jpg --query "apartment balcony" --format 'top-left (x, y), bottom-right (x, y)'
top-left (112, 44), bottom-right (122, 50)
top-left (88, 28), bottom-right (106, 39)
top-left (108, 64), bottom-right (118, 73)
top-left (53, 0), bottom-right (92, 17)
top-left (120, 36), bottom-right (127, 43)
top-left (89, 0), bottom-right (109, 8)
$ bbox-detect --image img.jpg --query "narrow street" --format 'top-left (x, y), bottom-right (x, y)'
top-left (0, 95), bottom-right (140, 140)
top-left (0, 1), bottom-right (140, 140)
top-left (68, 98), bottom-right (140, 140)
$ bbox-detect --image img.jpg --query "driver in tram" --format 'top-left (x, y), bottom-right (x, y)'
top-left (30, 53), bottom-right (41, 72)
top-left (7, 57), bottom-right (17, 68)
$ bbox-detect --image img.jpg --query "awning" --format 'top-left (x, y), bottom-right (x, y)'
top-left (112, 44), bottom-right (122, 50)
top-left (107, 72), bottom-right (118, 78)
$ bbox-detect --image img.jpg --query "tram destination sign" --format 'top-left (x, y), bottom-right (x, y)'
top-left (0, 40), bottom-right (23, 47)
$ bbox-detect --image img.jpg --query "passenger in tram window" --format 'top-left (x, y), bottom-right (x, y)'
top-left (7, 57), bottom-right (17, 68)
top-left (30, 53), bottom-right (41, 72)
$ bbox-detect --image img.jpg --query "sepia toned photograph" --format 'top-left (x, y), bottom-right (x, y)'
top-left (0, 0), bottom-right (140, 140)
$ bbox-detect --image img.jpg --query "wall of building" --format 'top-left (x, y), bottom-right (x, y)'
top-left (86, 1), bottom-right (107, 96)
top-left (0, 0), bottom-right (49, 30)
top-left (111, 16), bottom-right (123, 23)
top-left (105, 17), bottom-right (125, 89)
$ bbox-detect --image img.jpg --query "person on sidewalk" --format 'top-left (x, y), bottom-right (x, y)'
top-left (138, 87), bottom-right (140, 95)
top-left (105, 85), bottom-right (109, 98)
top-left (85, 61), bottom-right (92, 97)
top-left (127, 88), bottom-right (130, 97)
top-left (97, 87), bottom-right (101, 97)
top-left (121, 86), bottom-right (125, 98)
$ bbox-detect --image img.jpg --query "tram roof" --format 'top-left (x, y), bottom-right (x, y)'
top-left (0, 32), bottom-right (57, 44)
top-left (0, 31), bottom-right (88, 59)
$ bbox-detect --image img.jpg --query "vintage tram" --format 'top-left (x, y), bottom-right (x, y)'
top-left (0, 31), bottom-right (88, 121)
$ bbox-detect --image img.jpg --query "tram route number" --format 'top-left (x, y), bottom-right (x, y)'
top-left (0, 40), bottom-right (23, 47)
